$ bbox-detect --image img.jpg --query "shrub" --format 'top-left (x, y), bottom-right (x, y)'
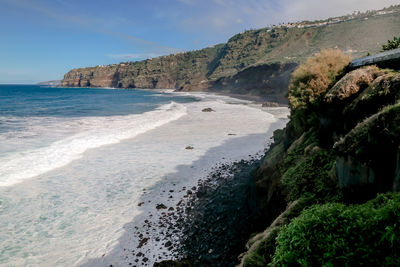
top-left (288, 49), bottom-right (351, 111)
top-left (382, 36), bottom-right (400, 51)
top-left (281, 149), bottom-right (340, 202)
top-left (271, 193), bottom-right (400, 266)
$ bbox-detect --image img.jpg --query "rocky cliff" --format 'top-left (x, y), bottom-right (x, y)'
top-left (61, 6), bottom-right (400, 102)
top-left (239, 49), bottom-right (400, 266)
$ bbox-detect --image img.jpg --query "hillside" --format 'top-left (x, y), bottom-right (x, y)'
top-left (61, 5), bottom-right (400, 102)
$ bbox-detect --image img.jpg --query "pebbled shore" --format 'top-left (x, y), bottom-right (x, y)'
top-left (172, 157), bottom-right (266, 266)
top-left (135, 155), bottom-right (268, 267)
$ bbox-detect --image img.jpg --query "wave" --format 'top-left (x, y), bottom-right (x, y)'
top-left (0, 102), bottom-right (187, 187)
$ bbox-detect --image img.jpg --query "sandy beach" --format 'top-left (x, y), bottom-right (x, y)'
top-left (77, 93), bottom-right (289, 266)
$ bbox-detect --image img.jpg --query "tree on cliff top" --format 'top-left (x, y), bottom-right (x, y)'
top-left (287, 49), bottom-right (351, 134)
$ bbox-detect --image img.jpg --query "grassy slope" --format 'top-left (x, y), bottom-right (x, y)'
top-left (208, 10), bottom-right (400, 79)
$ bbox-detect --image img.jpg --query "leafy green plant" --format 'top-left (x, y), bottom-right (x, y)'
top-left (382, 36), bottom-right (400, 51)
top-left (271, 193), bottom-right (400, 266)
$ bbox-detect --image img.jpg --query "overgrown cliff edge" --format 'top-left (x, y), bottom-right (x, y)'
top-left (238, 48), bottom-right (400, 266)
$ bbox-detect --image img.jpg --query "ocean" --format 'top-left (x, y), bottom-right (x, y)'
top-left (0, 85), bottom-right (288, 266)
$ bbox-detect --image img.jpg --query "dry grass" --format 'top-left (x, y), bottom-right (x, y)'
top-left (288, 49), bottom-right (351, 110)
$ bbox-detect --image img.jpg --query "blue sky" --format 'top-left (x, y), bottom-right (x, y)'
top-left (0, 0), bottom-right (399, 83)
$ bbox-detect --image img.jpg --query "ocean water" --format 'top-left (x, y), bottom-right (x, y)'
top-left (0, 85), bottom-right (288, 266)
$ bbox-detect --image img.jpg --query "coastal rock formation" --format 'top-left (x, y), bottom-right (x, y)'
top-left (61, 45), bottom-right (224, 90)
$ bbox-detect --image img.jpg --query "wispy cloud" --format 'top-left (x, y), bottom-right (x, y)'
top-left (2, 0), bottom-right (182, 55)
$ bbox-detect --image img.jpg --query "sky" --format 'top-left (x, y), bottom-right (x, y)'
top-left (0, 0), bottom-right (399, 83)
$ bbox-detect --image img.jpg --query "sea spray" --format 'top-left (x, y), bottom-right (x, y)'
top-left (0, 102), bottom-right (187, 186)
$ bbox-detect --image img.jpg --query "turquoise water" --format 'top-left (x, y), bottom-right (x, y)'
top-left (0, 85), bottom-right (197, 186)
top-left (0, 85), bottom-right (198, 265)
top-left (0, 85), bottom-right (286, 266)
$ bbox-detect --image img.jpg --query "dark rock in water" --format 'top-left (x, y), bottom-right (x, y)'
top-left (153, 259), bottom-right (192, 267)
top-left (164, 241), bottom-right (172, 247)
top-left (261, 101), bottom-right (280, 107)
top-left (137, 237), bottom-right (149, 248)
top-left (156, 204), bottom-right (168, 210)
top-left (185, 146), bottom-right (194, 150)
top-left (202, 108), bottom-right (215, 112)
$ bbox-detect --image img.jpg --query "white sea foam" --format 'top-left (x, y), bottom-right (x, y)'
top-left (0, 102), bottom-right (187, 187)
top-left (0, 94), bottom-right (289, 266)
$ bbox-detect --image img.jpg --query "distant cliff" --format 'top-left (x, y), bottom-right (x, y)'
top-left (61, 5), bottom-right (400, 102)
top-left (37, 80), bottom-right (61, 86)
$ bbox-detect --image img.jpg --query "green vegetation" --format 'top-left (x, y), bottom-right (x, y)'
top-left (282, 149), bottom-right (340, 202)
top-left (242, 44), bottom-right (400, 266)
top-left (382, 36), bottom-right (400, 51)
top-left (271, 193), bottom-right (400, 266)
top-left (335, 101), bottom-right (400, 161)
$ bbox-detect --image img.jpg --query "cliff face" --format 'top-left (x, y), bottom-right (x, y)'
top-left (240, 58), bottom-right (400, 265)
top-left (61, 45), bottom-right (224, 89)
top-left (208, 63), bottom-right (298, 103)
top-left (61, 6), bottom-right (400, 101)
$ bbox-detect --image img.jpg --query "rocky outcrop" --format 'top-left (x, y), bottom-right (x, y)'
top-left (324, 66), bottom-right (383, 103)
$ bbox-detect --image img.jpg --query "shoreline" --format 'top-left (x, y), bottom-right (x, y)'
top-left (56, 84), bottom-right (288, 106)
top-left (78, 94), bottom-right (289, 266)
top-left (0, 87), bottom-right (289, 266)
top-left (80, 138), bottom-right (277, 267)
